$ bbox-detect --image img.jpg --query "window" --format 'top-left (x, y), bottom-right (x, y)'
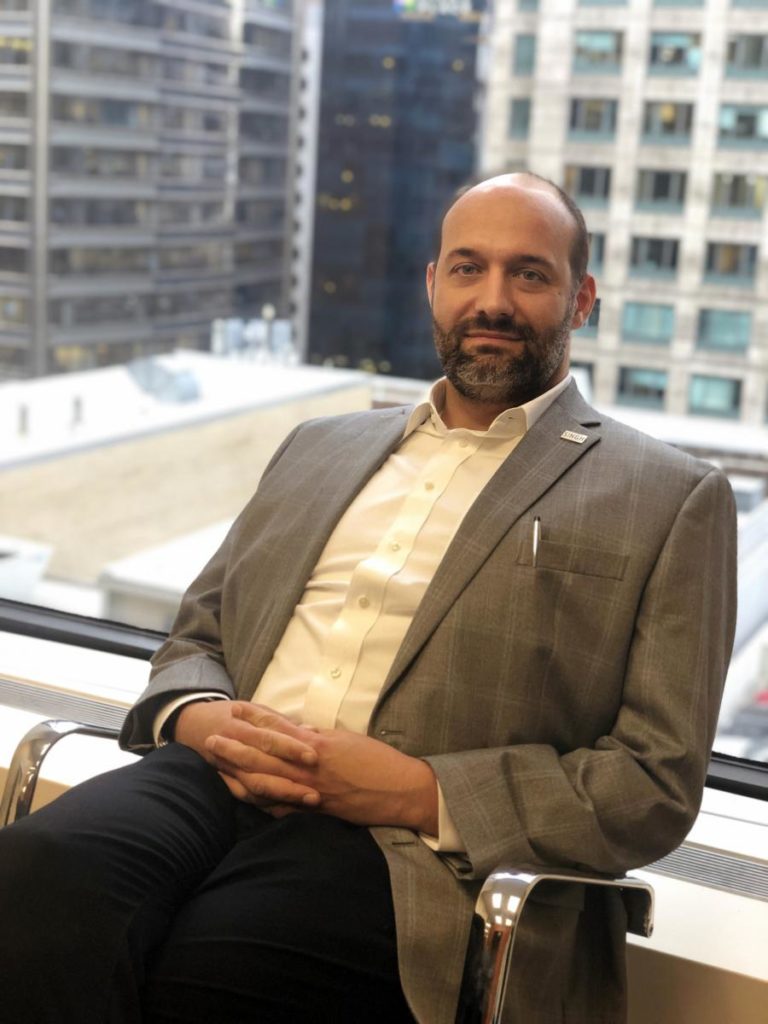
top-left (649, 33), bottom-right (701, 74)
top-left (564, 165), bottom-right (611, 203)
top-left (0, 145), bottom-right (28, 170)
top-left (0, 295), bottom-right (28, 326)
top-left (509, 98), bottom-right (531, 138)
top-left (578, 301), bottom-right (601, 336)
top-left (0, 93), bottom-right (29, 119)
top-left (642, 102), bottom-right (693, 142)
top-left (711, 173), bottom-right (766, 216)
top-left (697, 309), bottom-right (751, 351)
top-left (705, 243), bottom-right (758, 283)
top-left (727, 35), bottom-right (768, 75)
top-left (618, 367), bottom-right (668, 408)
top-left (635, 169), bottom-right (687, 210)
top-left (588, 232), bottom-right (605, 270)
top-left (0, 37), bottom-right (31, 65)
top-left (573, 32), bottom-right (623, 73)
top-left (719, 105), bottom-right (768, 146)
top-left (569, 98), bottom-right (618, 138)
top-left (0, 247), bottom-right (28, 273)
top-left (630, 236), bottom-right (679, 276)
top-left (49, 247), bottom-right (152, 276)
top-left (513, 35), bottom-right (536, 75)
top-left (0, 197), bottom-right (27, 222)
top-left (688, 375), bottom-right (742, 418)
top-left (622, 302), bottom-right (675, 344)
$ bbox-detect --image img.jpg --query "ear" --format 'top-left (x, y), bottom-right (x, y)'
top-left (570, 273), bottom-right (597, 330)
top-left (426, 261), bottom-right (436, 306)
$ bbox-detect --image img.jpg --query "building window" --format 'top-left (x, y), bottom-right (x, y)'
top-left (630, 236), bottom-right (679, 277)
top-left (704, 242), bottom-right (758, 284)
top-left (688, 375), bottom-right (742, 418)
top-left (697, 309), bottom-right (751, 351)
top-left (564, 165), bottom-right (611, 204)
top-left (569, 98), bottom-right (618, 138)
top-left (573, 31), bottom-right (623, 73)
top-left (0, 295), bottom-right (28, 326)
top-left (711, 173), bottom-right (766, 216)
top-left (642, 102), bottom-right (693, 142)
top-left (622, 302), bottom-right (675, 344)
top-left (578, 300), bottom-right (601, 336)
top-left (719, 105), bottom-right (768, 147)
top-left (0, 247), bottom-right (28, 273)
top-left (648, 33), bottom-right (701, 74)
top-left (618, 367), bottom-right (668, 409)
top-left (0, 197), bottom-right (27, 222)
top-left (509, 98), bottom-right (531, 138)
top-left (513, 35), bottom-right (536, 75)
top-left (727, 34), bottom-right (768, 76)
top-left (653, 0), bottom-right (702, 6)
top-left (0, 145), bottom-right (28, 171)
top-left (589, 232), bottom-right (605, 270)
top-left (635, 169), bottom-right (687, 210)
top-left (0, 93), bottom-right (29, 119)
top-left (0, 37), bottom-right (31, 65)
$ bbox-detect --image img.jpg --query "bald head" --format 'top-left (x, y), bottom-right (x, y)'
top-left (438, 172), bottom-right (590, 288)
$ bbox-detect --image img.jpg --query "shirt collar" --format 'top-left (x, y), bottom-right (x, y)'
top-left (403, 374), bottom-right (572, 440)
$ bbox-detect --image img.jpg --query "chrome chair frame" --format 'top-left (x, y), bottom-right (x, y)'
top-left (0, 719), bottom-right (654, 1023)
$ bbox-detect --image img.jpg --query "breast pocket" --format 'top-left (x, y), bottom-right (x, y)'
top-left (515, 537), bottom-right (629, 580)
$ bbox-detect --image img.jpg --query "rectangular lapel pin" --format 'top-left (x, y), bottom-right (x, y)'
top-left (561, 430), bottom-right (588, 444)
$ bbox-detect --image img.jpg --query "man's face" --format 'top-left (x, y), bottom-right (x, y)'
top-left (426, 181), bottom-right (595, 408)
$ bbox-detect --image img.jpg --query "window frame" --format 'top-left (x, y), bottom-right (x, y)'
top-left (1, 597), bottom-right (764, 800)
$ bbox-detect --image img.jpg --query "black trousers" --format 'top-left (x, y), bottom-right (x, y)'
top-left (0, 744), bottom-right (416, 1024)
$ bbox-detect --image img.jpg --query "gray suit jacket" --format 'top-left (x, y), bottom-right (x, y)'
top-left (120, 382), bottom-right (737, 1023)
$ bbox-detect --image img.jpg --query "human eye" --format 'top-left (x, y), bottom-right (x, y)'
top-left (514, 268), bottom-right (545, 282)
top-left (450, 262), bottom-right (480, 276)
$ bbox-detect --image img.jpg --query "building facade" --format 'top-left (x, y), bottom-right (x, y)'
top-left (0, 0), bottom-right (295, 379)
top-left (480, 0), bottom-right (768, 426)
top-left (304, 0), bottom-right (484, 380)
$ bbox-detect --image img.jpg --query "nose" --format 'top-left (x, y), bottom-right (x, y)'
top-left (473, 268), bottom-right (514, 319)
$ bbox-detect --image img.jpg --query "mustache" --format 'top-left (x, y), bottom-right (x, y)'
top-left (454, 313), bottom-right (536, 344)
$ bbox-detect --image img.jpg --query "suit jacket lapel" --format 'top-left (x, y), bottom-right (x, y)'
top-left (382, 382), bottom-right (603, 693)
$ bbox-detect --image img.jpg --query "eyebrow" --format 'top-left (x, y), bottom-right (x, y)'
top-left (445, 247), bottom-right (556, 272)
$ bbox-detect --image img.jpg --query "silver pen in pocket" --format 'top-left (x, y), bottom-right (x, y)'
top-left (532, 516), bottom-right (541, 567)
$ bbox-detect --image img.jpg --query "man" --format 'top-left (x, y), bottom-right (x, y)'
top-left (0, 173), bottom-right (736, 1024)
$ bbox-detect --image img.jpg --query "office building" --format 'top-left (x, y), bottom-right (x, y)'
top-left (303, 0), bottom-right (484, 380)
top-left (480, 0), bottom-right (768, 426)
top-left (0, 0), bottom-right (295, 379)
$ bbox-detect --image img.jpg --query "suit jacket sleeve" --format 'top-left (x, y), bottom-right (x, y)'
top-left (118, 426), bottom-right (302, 752)
top-left (424, 468), bottom-right (737, 880)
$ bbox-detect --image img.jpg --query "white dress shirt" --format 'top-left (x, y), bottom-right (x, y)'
top-left (155, 375), bottom-right (571, 849)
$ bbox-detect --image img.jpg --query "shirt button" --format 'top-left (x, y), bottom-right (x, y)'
top-left (425, 481), bottom-right (435, 491)
top-left (390, 541), bottom-right (400, 551)
top-left (330, 667), bottom-right (341, 679)
top-left (358, 596), bottom-right (370, 609)
top-left (459, 439), bottom-right (469, 448)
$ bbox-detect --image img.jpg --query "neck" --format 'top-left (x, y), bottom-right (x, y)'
top-left (440, 383), bottom-right (513, 431)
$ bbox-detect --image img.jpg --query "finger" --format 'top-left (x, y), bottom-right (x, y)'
top-left (263, 805), bottom-right (301, 819)
top-left (232, 703), bottom-right (319, 745)
top-left (229, 769), bottom-right (321, 808)
top-left (206, 734), bottom-right (314, 777)
top-left (243, 725), bottom-right (318, 765)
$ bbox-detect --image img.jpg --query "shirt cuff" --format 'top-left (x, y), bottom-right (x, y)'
top-left (419, 782), bottom-right (466, 853)
top-left (152, 692), bottom-right (231, 748)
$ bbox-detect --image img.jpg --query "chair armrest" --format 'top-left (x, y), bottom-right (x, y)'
top-left (456, 865), bottom-right (654, 1024)
top-left (1, 719), bottom-right (122, 827)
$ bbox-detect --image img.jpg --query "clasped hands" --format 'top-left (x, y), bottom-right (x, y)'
top-left (174, 699), bottom-right (438, 835)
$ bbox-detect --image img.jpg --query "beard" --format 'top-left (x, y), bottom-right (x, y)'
top-left (432, 308), bottom-right (573, 407)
